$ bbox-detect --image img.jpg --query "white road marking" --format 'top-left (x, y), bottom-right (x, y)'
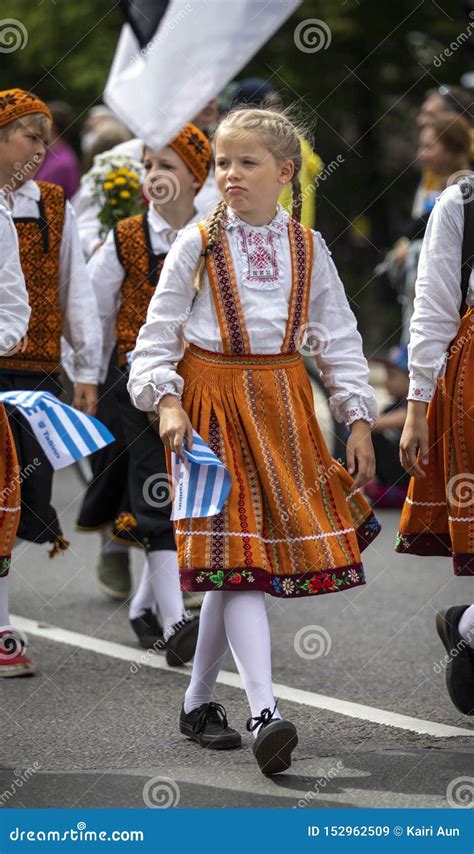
top-left (12, 614), bottom-right (474, 739)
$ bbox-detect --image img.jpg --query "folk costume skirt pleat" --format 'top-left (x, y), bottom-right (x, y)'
top-left (172, 344), bottom-right (381, 599)
top-left (396, 308), bottom-right (474, 575)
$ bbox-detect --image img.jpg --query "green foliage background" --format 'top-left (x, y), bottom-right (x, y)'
top-left (3, 0), bottom-right (472, 347)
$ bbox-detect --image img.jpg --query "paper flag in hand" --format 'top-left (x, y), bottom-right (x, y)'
top-left (170, 429), bottom-right (231, 520)
top-left (0, 390), bottom-right (115, 470)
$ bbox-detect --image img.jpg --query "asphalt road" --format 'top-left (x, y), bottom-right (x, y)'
top-left (2, 463), bottom-right (473, 810)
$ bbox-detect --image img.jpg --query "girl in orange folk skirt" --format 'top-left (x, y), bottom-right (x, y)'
top-left (398, 181), bottom-right (474, 716)
top-left (128, 107), bottom-right (381, 774)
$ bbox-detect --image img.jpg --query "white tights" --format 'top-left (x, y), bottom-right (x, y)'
top-left (184, 589), bottom-right (280, 729)
top-left (129, 550), bottom-right (185, 639)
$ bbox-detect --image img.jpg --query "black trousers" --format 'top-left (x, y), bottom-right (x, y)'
top-left (0, 371), bottom-right (63, 544)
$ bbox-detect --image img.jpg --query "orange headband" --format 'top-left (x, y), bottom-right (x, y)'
top-left (169, 122), bottom-right (212, 187)
top-left (0, 88), bottom-right (52, 128)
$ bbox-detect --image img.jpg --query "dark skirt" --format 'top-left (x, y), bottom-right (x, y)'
top-left (77, 358), bottom-right (175, 552)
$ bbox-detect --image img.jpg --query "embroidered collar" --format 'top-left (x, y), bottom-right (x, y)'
top-left (221, 203), bottom-right (288, 235)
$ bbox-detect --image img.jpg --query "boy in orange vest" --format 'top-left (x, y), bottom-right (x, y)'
top-left (0, 89), bottom-right (102, 674)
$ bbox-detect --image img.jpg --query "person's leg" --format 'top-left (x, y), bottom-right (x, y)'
top-left (184, 591), bottom-right (229, 712)
top-left (129, 556), bottom-right (156, 620)
top-left (146, 549), bottom-right (186, 640)
top-left (222, 589), bottom-right (281, 724)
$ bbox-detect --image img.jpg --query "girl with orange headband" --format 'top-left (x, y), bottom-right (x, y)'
top-left (77, 123), bottom-right (213, 666)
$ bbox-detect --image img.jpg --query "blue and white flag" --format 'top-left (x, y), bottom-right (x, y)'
top-left (0, 390), bottom-right (115, 470)
top-left (170, 429), bottom-right (231, 520)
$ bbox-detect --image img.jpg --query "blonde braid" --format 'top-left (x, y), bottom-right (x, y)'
top-left (193, 199), bottom-right (228, 292)
top-left (291, 174), bottom-right (303, 222)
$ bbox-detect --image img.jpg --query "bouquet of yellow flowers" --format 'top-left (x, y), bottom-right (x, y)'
top-left (82, 153), bottom-right (145, 239)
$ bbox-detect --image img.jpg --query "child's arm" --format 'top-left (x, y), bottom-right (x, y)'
top-left (59, 202), bottom-right (103, 414)
top-left (407, 184), bottom-right (464, 405)
top-left (0, 206), bottom-right (30, 354)
top-left (128, 225), bottom-right (200, 411)
top-left (400, 184), bottom-right (466, 478)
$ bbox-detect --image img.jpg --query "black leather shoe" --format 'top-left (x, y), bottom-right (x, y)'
top-left (180, 702), bottom-right (242, 749)
top-left (166, 613), bottom-right (199, 667)
top-left (247, 705), bottom-right (298, 775)
top-left (436, 605), bottom-right (474, 715)
top-left (130, 609), bottom-right (164, 650)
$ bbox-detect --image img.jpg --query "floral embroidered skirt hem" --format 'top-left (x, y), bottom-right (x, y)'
top-left (396, 308), bottom-right (474, 576)
top-left (171, 345), bottom-right (381, 599)
top-left (0, 402), bottom-right (21, 577)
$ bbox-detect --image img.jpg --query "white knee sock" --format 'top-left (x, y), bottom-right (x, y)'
top-left (184, 591), bottom-right (229, 713)
top-left (101, 525), bottom-right (129, 555)
top-left (147, 549), bottom-right (185, 640)
top-left (458, 604), bottom-right (474, 649)
top-left (129, 557), bottom-right (156, 620)
top-left (0, 574), bottom-right (10, 627)
top-left (223, 589), bottom-right (281, 733)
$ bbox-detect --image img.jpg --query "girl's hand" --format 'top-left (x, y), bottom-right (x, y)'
top-left (73, 382), bottom-right (98, 416)
top-left (346, 420), bottom-right (376, 490)
top-left (155, 394), bottom-right (193, 461)
top-left (399, 400), bottom-right (429, 478)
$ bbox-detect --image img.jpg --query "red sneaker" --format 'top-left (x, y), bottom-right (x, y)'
top-left (0, 629), bottom-right (35, 677)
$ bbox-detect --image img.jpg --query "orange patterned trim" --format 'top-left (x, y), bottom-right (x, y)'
top-left (197, 222), bottom-right (251, 355)
top-left (282, 220), bottom-right (313, 353)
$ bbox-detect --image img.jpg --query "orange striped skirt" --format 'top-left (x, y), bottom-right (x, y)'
top-left (396, 308), bottom-right (474, 575)
top-left (0, 402), bottom-right (21, 577)
top-left (170, 344), bottom-right (380, 598)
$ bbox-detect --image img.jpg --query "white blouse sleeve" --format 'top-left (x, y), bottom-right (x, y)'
top-left (86, 229), bottom-right (125, 382)
top-left (308, 232), bottom-right (378, 426)
top-left (0, 206), bottom-right (30, 354)
top-left (59, 202), bottom-right (103, 384)
top-left (407, 184), bottom-right (464, 402)
top-left (127, 224), bottom-right (201, 411)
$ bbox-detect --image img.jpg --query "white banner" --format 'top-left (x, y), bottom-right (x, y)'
top-left (104, 0), bottom-right (301, 151)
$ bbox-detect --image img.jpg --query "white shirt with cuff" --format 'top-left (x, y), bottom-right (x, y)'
top-left (407, 183), bottom-right (474, 403)
top-left (127, 205), bottom-right (378, 427)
